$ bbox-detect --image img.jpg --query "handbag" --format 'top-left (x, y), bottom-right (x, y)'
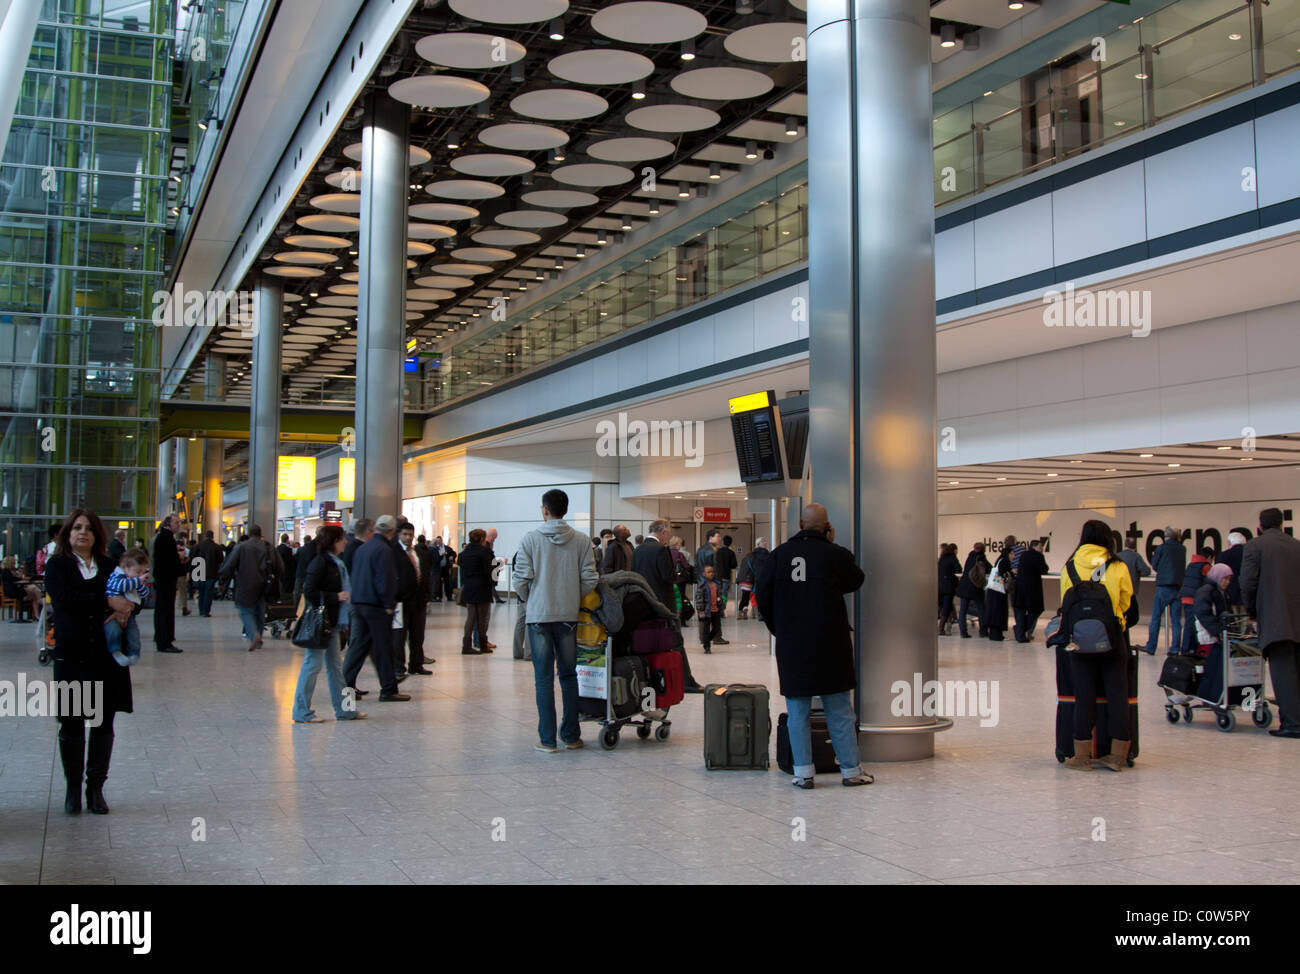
top-left (986, 566), bottom-right (1006, 594)
top-left (291, 602), bottom-right (333, 649)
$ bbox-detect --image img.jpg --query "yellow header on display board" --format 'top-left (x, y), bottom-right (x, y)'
top-left (277, 456), bottom-right (316, 500)
top-left (338, 457), bottom-right (355, 502)
top-left (728, 391), bottom-right (773, 414)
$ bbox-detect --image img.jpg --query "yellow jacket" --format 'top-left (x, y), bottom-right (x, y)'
top-left (1060, 543), bottom-right (1133, 625)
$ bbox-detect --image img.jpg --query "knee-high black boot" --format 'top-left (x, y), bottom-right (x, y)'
top-left (57, 723), bottom-right (84, 814)
top-left (85, 722), bottom-right (114, 815)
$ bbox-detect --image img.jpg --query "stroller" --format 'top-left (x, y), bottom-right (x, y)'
top-left (1160, 613), bottom-right (1272, 732)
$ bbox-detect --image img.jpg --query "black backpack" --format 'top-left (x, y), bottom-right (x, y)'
top-left (1047, 555), bottom-right (1122, 655)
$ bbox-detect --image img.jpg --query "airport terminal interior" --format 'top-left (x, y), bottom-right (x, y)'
top-left (2, 0), bottom-right (1300, 887)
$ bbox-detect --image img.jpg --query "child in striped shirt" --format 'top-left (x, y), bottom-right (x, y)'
top-left (106, 549), bottom-right (152, 666)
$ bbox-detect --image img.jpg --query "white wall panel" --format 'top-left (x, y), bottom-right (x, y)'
top-left (1244, 300), bottom-right (1300, 374)
top-left (1051, 161), bottom-right (1147, 266)
top-left (1158, 376), bottom-right (1251, 443)
top-left (1254, 102), bottom-right (1300, 208)
top-left (1155, 313), bottom-right (1247, 386)
top-left (1016, 345), bottom-right (1083, 407)
top-left (973, 194), bottom-right (1054, 289)
top-left (935, 220), bottom-right (976, 300)
top-left (1144, 123), bottom-right (1256, 239)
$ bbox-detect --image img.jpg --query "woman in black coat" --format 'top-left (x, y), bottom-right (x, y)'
top-left (293, 524), bottom-right (364, 723)
top-left (43, 510), bottom-right (134, 815)
top-left (984, 536), bottom-right (1016, 641)
top-left (937, 543), bottom-right (962, 635)
top-left (956, 544), bottom-right (992, 637)
top-left (1012, 541), bottom-right (1049, 642)
top-left (457, 529), bottom-right (493, 655)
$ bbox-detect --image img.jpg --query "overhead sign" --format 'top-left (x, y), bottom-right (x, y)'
top-left (729, 389), bottom-right (786, 486)
top-left (338, 456), bottom-right (355, 502)
top-left (728, 391), bottom-right (773, 414)
top-left (694, 507), bottom-right (732, 523)
top-left (277, 456), bottom-right (316, 500)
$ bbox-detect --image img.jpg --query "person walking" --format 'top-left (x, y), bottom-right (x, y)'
top-left (633, 520), bottom-right (702, 692)
top-left (44, 510), bottom-right (136, 814)
top-left (1012, 539), bottom-right (1049, 642)
top-left (1059, 520), bottom-right (1134, 772)
top-left (754, 502), bottom-right (873, 789)
top-left (1240, 508), bottom-right (1300, 738)
top-left (1143, 526), bottom-right (1186, 655)
top-left (937, 543), bottom-right (961, 635)
top-left (191, 530), bottom-right (225, 617)
top-left (150, 515), bottom-right (183, 653)
top-left (956, 542), bottom-right (991, 638)
top-left (341, 515), bottom-right (409, 702)
top-left (293, 532), bottom-right (318, 606)
top-left (736, 538), bottom-right (770, 621)
top-left (513, 489), bottom-right (599, 752)
top-left (984, 536), bottom-right (1015, 641)
top-left (714, 535), bottom-right (739, 616)
top-left (458, 529), bottom-right (495, 654)
top-left (668, 535), bottom-right (693, 622)
top-left (293, 523), bottom-right (366, 723)
top-left (218, 525), bottom-right (282, 652)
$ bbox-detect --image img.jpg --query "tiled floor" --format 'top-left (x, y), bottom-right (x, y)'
top-left (2, 601), bottom-right (1298, 885)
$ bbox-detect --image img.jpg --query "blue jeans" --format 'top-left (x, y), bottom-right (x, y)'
top-left (238, 601), bottom-right (266, 642)
top-left (1144, 585), bottom-right (1181, 653)
top-left (528, 621), bottom-right (579, 747)
top-left (717, 580), bottom-right (730, 606)
top-left (104, 616), bottom-right (140, 666)
top-left (292, 630), bottom-right (355, 720)
top-left (196, 579), bottom-right (215, 616)
top-left (786, 691), bottom-right (862, 779)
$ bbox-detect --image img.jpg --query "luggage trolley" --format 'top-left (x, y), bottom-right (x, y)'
top-left (1161, 613), bottom-right (1272, 732)
top-left (576, 637), bottom-right (672, 750)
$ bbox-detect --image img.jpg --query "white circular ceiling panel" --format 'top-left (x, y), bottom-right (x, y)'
top-left (408, 240), bottom-right (436, 256)
top-left (343, 144), bottom-right (431, 166)
top-left (625, 104), bottom-right (721, 132)
top-left (409, 202), bottom-right (478, 221)
top-left (723, 22), bottom-right (808, 63)
top-left (310, 193), bottom-right (360, 213)
top-left (407, 288), bottom-right (458, 300)
top-left (671, 66), bottom-right (775, 100)
top-left (324, 169), bottom-right (360, 189)
top-left (521, 189), bottom-right (599, 208)
top-left (415, 32), bottom-right (526, 68)
top-left (284, 234), bottom-right (351, 250)
top-left (451, 247), bottom-right (516, 262)
top-left (407, 222), bottom-right (457, 240)
top-left (388, 75), bottom-right (491, 108)
top-left (426, 263), bottom-right (493, 276)
top-left (496, 209), bottom-right (566, 228)
top-left (297, 316), bottom-right (350, 328)
top-left (585, 136), bottom-right (675, 162)
top-left (551, 163), bottom-right (634, 187)
top-left (424, 179), bottom-right (506, 200)
top-left (477, 122), bottom-right (569, 150)
top-left (447, 0), bottom-right (568, 24)
top-left (472, 228), bottom-right (541, 246)
top-left (414, 276), bottom-right (473, 289)
top-left (547, 49), bottom-right (654, 85)
top-left (328, 284), bottom-right (359, 295)
top-left (297, 213), bottom-right (359, 233)
top-left (264, 266), bottom-right (324, 278)
top-left (273, 251), bottom-right (334, 265)
top-left (591, 2), bottom-right (708, 44)
top-left (511, 89), bottom-right (608, 121)
top-left (450, 153), bottom-right (536, 177)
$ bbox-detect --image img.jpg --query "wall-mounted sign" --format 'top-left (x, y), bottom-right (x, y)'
top-left (277, 456), bottom-right (316, 500)
top-left (338, 457), bottom-right (355, 502)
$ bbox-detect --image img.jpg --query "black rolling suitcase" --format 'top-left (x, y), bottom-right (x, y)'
top-left (1054, 640), bottom-right (1139, 766)
top-left (776, 711), bottom-right (838, 775)
top-left (704, 684), bottom-right (770, 770)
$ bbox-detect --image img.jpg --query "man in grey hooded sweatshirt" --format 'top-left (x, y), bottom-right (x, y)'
top-left (514, 488), bottom-right (599, 752)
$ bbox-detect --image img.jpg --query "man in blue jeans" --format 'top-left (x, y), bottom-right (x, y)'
top-left (754, 502), bottom-right (874, 789)
top-left (513, 488), bottom-right (598, 753)
top-left (1143, 526), bottom-right (1186, 655)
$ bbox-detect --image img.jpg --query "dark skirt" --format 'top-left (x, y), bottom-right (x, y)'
top-left (984, 589), bottom-right (1009, 632)
top-left (54, 639), bottom-right (134, 716)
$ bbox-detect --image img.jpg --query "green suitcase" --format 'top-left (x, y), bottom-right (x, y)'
top-left (703, 683), bottom-right (770, 770)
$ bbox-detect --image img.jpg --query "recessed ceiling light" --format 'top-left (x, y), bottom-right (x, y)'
top-left (709, 162), bottom-right (721, 180)
top-left (1228, 32), bottom-right (1242, 40)
top-left (549, 18), bottom-right (564, 41)
top-left (631, 80), bottom-right (646, 100)
top-left (1139, 453), bottom-right (1154, 458)
top-left (1104, 468), bottom-right (1117, 472)
top-left (1216, 445), bottom-right (1232, 450)
top-left (678, 182), bottom-right (691, 198)
top-left (1069, 459), bottom-right (1083, 463)
top-left (1241, 457), bottom-right (1254, 462)
top-left (1046, 472), bottom-right (1059, 477)
top-left (1114, 120), bottom-right (1127, 127)
top-left (680, 38), bottom-right (695, 61)
top-left (996, 477), bottom-right (1007, 481)
top-left (744, 140), bottom-right (758, 159)
top-left (1167, 462), bottom-right (1180, 468)
top-left (939, 24), bottom-right (957, 47)
top-left (948, 481), bottom-right (959, 485)
top-left (983, 90), bottom-right (994, 96)
top-left (1008, 0), bottom-right (1024, 8)
top-left (784, 117), bottom-right (798, 136)
top-left (1134, 72), bottom-right (1149, 80)
top-left (648, 200), bottom-right (660, 215)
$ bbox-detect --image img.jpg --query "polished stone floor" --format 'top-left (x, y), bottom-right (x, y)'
top-left (1, 598), bottom-right (1297, 885)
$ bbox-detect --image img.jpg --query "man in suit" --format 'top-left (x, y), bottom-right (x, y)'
top-left (601, 524), bottom-right (635, 576)
top-left (633, 519), bottom-right (702, 692)
top-left (151, 515), bottom-right (183, 653)
top-left (107, 530), bottom-right (126, 565)
top-left (1011, 538), bottom-right (1049, 642)
top-left (342, 515), bottom-right (409, 703)
top-left (393, 520), bottom-right (431, 675)
top-left (1241, 508), bottom-right (1300, 738)
top-left (294, 532), bottom-right (319, 604)
top-left (429, 536), bottom-right (446, 601)
top-left (277, 534), bottom-right (296, 587)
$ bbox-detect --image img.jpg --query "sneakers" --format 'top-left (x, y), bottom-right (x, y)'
top-left (535, 742), bottom-right (560, 753)
top-left (792, 777), bottom-right (814, 790)
top-left (842, 773), bottom-right (875, 786)
top-left (561, 738), bottom-right (585, 750)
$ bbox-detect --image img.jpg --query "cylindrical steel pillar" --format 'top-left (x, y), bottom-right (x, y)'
top-left (354, 92), bottom-right (408, 520)
top-left (175, 436), bottom-right (189, 524)
top-left (202, 354), bottom-right (226, 539)
top-left (249, 276), bottom-right (282, 537)
top-left (808, 0), bottom-right (946, 761)
top-left (156, 436), bottom-right (174, 521)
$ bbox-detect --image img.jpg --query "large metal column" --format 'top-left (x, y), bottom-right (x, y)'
top-left (156, 436), bottom-right (174, 521)
top-left (202, 354), bottom-right (227, 538)
top-left (249, 275), bottom-right (282, 535)
top-left (808, 0), bottom-right (946, 761)
top-left (354, 92), bottom-right (408, 520)
top-left (175, 437), bottom-right (189, 524)
top-left (0, 0), bottom-right (42, 158)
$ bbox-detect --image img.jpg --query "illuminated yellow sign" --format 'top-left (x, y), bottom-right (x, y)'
top-left (277, 456), bottom-right (316, 500)
top-left (339, 457), bottom-right (355, 502)
top-left (728, 391), bottom-right (773, 414)
top-left (406, 338), bottom-right (418, 352)
top-left (117, 521), bottom-right (131, 530)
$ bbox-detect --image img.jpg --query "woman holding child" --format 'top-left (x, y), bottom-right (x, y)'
top-left (42, 509), bottom-right (134, 815)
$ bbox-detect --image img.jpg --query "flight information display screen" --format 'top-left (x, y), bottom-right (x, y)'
top-left (731, 404), bottom-right (785, 484)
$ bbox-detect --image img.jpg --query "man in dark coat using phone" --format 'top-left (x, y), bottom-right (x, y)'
top-left (754, 503), bottom-right (873, 790)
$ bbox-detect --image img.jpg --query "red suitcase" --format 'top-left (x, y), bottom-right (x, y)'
top-left (632, 618), bottom-right (676, 655)
top-left (646, 650), bottom-right (684, 708)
